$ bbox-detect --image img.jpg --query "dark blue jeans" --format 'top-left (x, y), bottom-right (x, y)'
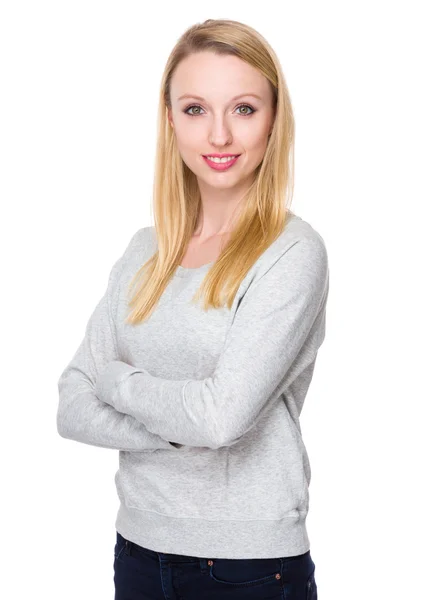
top-left (113, 531), bottom-right (318, 599)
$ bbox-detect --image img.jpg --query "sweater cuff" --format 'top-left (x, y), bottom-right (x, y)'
top-left (95, 360), bottom-right (135, 409)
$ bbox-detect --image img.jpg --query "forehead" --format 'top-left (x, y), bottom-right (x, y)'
top-left (171, 52), bottom-right (270, 101)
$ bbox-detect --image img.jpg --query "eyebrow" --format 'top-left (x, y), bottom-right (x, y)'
top-left (177, 93), bottom-right (263, 102)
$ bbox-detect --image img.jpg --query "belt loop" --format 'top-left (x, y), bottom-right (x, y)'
top-left (125, 540), bottom-right (131, 556)
top-left (199, 557), bottom-right (209, 574)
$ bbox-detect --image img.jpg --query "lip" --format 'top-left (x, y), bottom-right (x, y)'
top-left (202, 154), bottom-right (241, 171)
top-left (203, 153), bottom-right (241, 158)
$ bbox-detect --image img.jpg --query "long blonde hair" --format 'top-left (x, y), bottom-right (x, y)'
top-left (125, 18), bottom-right (296, 325)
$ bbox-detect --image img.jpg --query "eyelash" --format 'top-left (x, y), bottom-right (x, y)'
top-left (183, 103), bottom-right (256, 117)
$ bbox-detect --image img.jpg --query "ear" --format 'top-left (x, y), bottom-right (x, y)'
top-left (268, 111), bottom-right (276, 136)
top-left (167, 107), bottom-right (174, 127)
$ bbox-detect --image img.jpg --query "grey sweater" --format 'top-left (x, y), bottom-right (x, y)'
top-left (57, 214), bottom-right (329, 559)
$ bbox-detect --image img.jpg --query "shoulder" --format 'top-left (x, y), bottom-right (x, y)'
top-left (122, 226), bottom-right (156, 258)
top-left (253, 214), bottom-right (328, 281)
top-left (127, 226), bottom-right (150, 247)
top-left (283, 213), bottom-right (327, 257)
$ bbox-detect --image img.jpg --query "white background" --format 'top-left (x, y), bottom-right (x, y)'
top-left (1, 1), bottom-right (429, 599)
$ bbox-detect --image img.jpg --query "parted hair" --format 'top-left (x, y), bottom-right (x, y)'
top-left (125, 18), bottom-right (296, 325)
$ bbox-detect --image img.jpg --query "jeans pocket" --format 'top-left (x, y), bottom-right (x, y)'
top-left (209, 557), bottom-right (283, 589)
top-left (306, 570), bottom-right (318, 600)
top-left (114, 532), bottom-right (129, 561)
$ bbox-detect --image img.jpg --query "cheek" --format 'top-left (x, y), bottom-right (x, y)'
top-left (175, 131), bottom-right (202, 156)
top-left (174, 139), bottom-right (203, 172)
top-left (243, 135), bottom-right (270, 159)
top-left (240, 125), bottom-right (270, 148)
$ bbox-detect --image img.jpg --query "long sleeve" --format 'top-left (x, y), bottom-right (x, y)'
top-left (56, 229), bottom-right (176, 452)
top-left (95, 234), bottom-right (329, 450)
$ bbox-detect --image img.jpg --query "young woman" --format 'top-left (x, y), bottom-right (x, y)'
top-left (57, 18), bottom-right (328, 600)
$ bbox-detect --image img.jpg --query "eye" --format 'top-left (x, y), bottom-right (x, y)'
top-left (183, 103), bottom-right (256, 117)
top-left (236, 104), bottom-right (255, 116)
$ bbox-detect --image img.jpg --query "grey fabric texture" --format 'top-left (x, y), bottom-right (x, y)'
top-left (57, 214), bottom-right (329, 559)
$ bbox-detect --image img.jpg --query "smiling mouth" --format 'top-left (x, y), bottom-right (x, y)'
top-left (203, 154), bottom-right (241, 158)
top-left (203, 155), bottom-right (241, 163)
top-left (202, 154), bottom-right (241, 171)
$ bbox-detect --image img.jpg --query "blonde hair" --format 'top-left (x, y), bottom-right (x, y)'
top-left (125, 18), bottom-right (296, 325)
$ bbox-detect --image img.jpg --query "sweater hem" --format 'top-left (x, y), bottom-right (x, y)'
top-left (115, 501), bottom-right (310, 560)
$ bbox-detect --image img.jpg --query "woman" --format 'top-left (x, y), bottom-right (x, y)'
top-left (57, 18), bottom-right (328, 600)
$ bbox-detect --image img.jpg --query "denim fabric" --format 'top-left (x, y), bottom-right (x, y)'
top-left (113, 531), bottom-right (318, 599)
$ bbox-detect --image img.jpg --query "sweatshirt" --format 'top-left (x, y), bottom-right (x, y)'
top-left (56, 213), bottom-right (329, 559)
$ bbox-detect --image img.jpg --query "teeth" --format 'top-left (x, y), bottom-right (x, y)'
top-left (207, 156), bottom-right (237, 163)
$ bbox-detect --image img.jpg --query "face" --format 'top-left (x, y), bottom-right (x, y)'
top-left (168, 51), bottom-right (275, 194)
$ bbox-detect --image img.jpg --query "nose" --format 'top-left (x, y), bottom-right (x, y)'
top-left (208, 115), bottom-right (233, 147)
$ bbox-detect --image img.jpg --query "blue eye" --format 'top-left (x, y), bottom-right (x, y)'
top-left (184, 104), bottom-right (255, 117)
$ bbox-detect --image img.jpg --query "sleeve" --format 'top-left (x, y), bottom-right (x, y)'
top-left (56, 228), bottom-right (177, 452)
top-left (94, 234), bottom-right (329, 450)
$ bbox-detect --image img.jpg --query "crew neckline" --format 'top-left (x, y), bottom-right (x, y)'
top-left (172, 214), bottom-right (301, 278)
top-left (175, 261), bottom-right (215, 278)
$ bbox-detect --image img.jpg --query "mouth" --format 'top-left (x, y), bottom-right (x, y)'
top-left (202, 154), bottom-right (241, 158)
top-left (202, 154), bottom-right (241, 171)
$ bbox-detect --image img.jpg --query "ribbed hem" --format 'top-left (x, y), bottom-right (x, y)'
top-left (115, 501), bottom-right (310, 560)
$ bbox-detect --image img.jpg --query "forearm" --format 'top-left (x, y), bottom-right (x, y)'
top-left (57, 389), bottom-right (177, 452)
top-left (55, 229), bottom-right (179, 452)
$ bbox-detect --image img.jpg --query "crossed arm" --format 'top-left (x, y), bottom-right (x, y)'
top-left (93, 235), bottom-right (329, 451)
top-left (56, 229), bottom-right (177, 452)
